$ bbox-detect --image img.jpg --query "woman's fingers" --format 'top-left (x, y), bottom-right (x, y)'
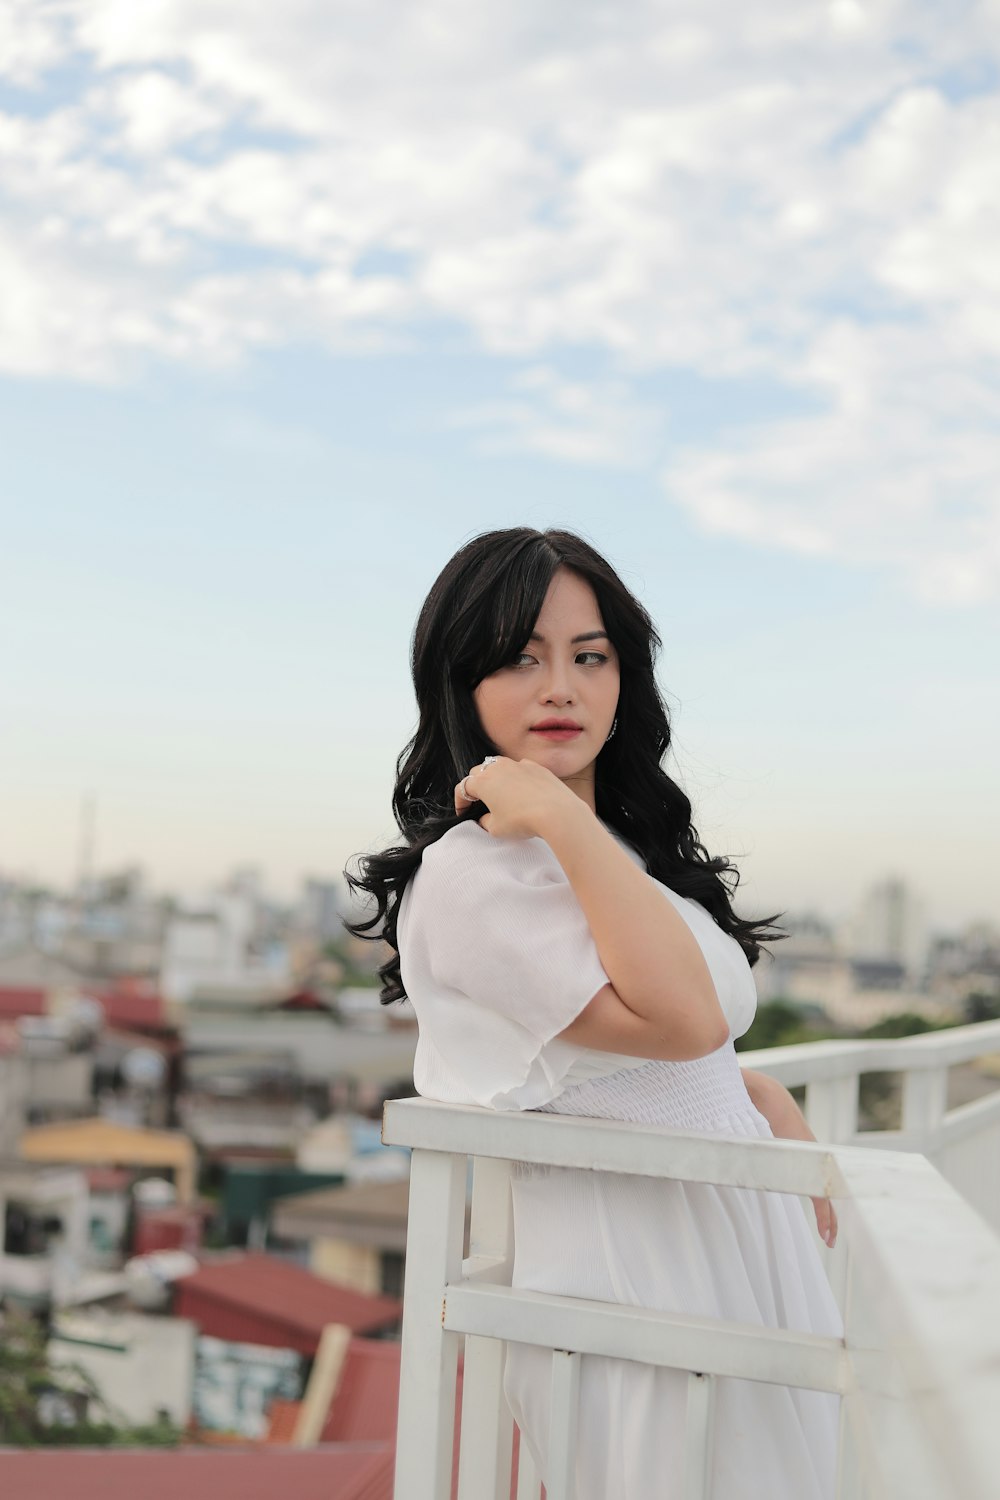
top-left (811, 1196), bottom-right (838, 1248)
top-left (454, 758), bottom-right (501, 814)
top-left (454, 763), bottom-right (493, 813)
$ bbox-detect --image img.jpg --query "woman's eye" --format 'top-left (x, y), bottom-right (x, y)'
top-left (509, 648), bottom-right (611, 666)
top-left (508, 651), bottom-right (607, 668)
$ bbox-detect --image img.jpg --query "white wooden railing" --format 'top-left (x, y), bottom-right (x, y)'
top-left (742, 1017), bottom-right (1000, 1235)
top-left (382, 1021), bottom-right (1000, 1500)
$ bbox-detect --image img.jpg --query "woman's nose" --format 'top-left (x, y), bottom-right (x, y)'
top-left (541, 666), bottom-right (573, 703)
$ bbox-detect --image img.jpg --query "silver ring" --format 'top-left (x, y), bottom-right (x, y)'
top-left (481, 755), bottom-right (498, 767)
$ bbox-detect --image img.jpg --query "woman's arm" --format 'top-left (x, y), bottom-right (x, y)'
top-left (537, 794), bottom-right (730, 1060)
top-left (461, 755), bottom-right (729, 1061)
top-left (741, 1068), bottom-right (838, 1247)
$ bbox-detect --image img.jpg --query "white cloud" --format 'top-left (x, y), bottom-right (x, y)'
top-left (0, 0), bottom-right (72, 86)
top-left (666, 321), bottom-right (1000, 605)
top-left (451, 365), bottom-right (662, 467)
top-left (0, 0), bottom-right (998, 598)
top-left (98, 70), bottom-right (226, 156)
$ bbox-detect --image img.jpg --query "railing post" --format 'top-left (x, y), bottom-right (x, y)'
top-left (834, 1248), bottom-right (864, 1500)
top-left (456, 1156), bottom-right (515, 1500)
top-left (804, 1073), bottom-right (858, 1313)
top-left (393, 1147), bottom-right (467, 1500)
top-left (835, 1393), bottom-right (864, 1500)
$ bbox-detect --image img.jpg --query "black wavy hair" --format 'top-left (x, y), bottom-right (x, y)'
top-left (343, 526), bottom-right (784, 1002)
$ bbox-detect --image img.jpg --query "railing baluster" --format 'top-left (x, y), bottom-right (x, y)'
top-left (457, 1156), bottom-right (515, 1500)
top-left (545, 1349), bottom-right (581, 1500)
top-left (514, 1429), bottom-right (541, 1500)
top-left (393, 1148), bottom-right (467, 1500)
top-left (682, 1371), bottom-right (716, 1500)
top-left (805, 1073), bottom-right (860, 1143)
top-left (457, 1336), bottom-right (514, 1500)
top-left (901, 1067), bottom-right (947, 1137)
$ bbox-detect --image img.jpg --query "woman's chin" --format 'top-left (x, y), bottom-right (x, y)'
top-left (521, 741), bottom-right (591, 774)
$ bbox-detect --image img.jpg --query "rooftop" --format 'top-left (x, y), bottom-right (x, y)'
top-left (174, 1252), bottom-right (402, 1352)
top-left (0, 1446), bottom-right (395, 1500)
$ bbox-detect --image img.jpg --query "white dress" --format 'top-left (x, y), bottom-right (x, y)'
top-left (396, 818), bottom-right (843, 1500)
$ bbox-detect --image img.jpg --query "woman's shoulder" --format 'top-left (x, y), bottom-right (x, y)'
top-left (417, 820), bottom-right (557, 892)
top-left (424, 817), bottom-right (646, 881)
top-left (424, 818), bottom-right (550, 859)
top-left (423, 817), bottom-right (491, 858)
top-left (399, 822), bottom-right (565, 952)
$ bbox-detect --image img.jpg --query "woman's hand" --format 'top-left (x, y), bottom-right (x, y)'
top-left (740, 1068), bottom-right (839, 1249)
top-left (454, 755), bottom-right (581, 839)
top-left (811, 1193), bottom-right (838, 1251)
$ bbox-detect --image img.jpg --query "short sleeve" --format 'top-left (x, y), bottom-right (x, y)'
top-left (396, 821), bottom-right (612, 1110)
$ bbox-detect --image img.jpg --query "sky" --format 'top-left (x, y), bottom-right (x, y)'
top-left (1, 0), bottom-right (998, 932)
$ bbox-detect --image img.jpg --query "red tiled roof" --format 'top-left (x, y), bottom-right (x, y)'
top-left (323, 1336), bottom-right (401, 1443)
top-left (0, 982), bottom-right (169, 1030)
top-left (225, 1343), bottom-right (530, 1500)
top-left (95, 989), bottom-right (167, 1029)
top-left (260, 1340), bottom-right (402, 1448)
top-left (325, 1355), bottom-right (528, 1500)
top-left (0, 1447), bottom-right (394, 1500)
top-left (264, 1399), bottom-right (302, 1444)
top-left (0, 985), bottom-right (46, 1019)
top-left (174, 1253), bottom-right (402, 1354)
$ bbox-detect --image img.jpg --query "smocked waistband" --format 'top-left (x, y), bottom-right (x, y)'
top-left (534, 1042), bottom-right (758, 1131)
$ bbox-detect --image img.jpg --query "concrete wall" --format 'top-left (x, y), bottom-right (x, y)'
top-left (0, 1053), bottom-right (28, 1152)
top-left (49, 1311), bottom-right (196, 1427)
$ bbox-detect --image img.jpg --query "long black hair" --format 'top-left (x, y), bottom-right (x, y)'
top-left (344, 526), bottom-right (784, 1002)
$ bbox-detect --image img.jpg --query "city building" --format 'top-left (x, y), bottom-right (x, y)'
top-left (160, 870), bottom-right (294, 1006)
top-left (850, 875), bottom-right (929, 983)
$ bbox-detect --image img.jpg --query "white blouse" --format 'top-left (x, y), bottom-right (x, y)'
top-left (395, 817), bottom-right (758, 1111)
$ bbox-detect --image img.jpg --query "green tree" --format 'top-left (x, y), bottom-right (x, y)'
top-left (964, 991), bottom-right (1000, 1024)
top-left (861, 1012), bottom-right (944, 1039)
top-left (323, 933), bottom-right (382, 988)
top-left (734, 999), bottom-right (837, 1053)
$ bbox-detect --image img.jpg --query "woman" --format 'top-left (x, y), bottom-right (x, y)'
top-left (345, 526), bottom-right (843, 1500)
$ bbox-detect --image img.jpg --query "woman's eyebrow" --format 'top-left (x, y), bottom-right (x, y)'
top-left (528, 630), bottom-right (610, 644)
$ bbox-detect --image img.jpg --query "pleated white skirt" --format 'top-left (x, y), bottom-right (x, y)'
top-left (501, 1055), bottom-right (843, 1500)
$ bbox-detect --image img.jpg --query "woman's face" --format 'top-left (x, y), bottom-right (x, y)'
top-left (473, 566), bottom-right (620, 805)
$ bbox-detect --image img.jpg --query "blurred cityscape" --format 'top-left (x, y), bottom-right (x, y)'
top-left (0, 857), bottom-right (416, 1478)
top-left (0, 852), bottom-right (997, 1474)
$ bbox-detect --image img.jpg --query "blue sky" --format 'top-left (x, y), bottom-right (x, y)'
top-left (2, 2), bottom-right (998, 930)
